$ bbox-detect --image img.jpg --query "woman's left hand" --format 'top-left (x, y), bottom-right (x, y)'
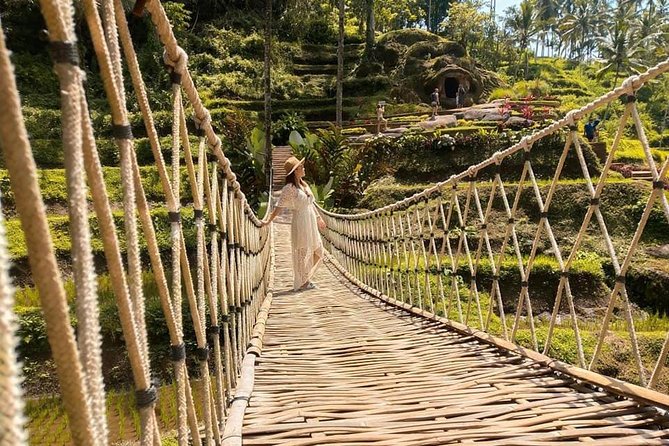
top-left (317, 218), bottom-right (326, 231)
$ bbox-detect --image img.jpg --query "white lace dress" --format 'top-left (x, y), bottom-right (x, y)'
top-left (276, 183), bottom-right (324, 290)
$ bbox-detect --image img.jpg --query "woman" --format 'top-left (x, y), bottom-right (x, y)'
top-left (262, 156), bottom-right (326, 291)
top-left (376, 102), bottom-right (388, 134)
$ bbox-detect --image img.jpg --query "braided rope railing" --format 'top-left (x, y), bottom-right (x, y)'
top-left (0, 0), bottom-right (273, 444)
top-left (320, 58), bottom-right (669, 405)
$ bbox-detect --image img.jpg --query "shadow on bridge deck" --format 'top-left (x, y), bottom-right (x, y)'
top-left (239, 224), bottom-right (669, 445)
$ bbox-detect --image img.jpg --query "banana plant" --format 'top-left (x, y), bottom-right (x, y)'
top-left (309, 176), bottom-right (335, 209)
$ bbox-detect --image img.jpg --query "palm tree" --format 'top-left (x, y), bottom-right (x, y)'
top-left (535, 0), bottom-right (558, 56)
top-left (505, 0), bottom-right (538, 79)
top-left (632, 4), bottom-right (667, 64)
top-left (596, 0), bottom-right (646, 87)
top-left (559, 0), bottom-right (599, 60)
top-left (336, 0), bottom-right (344, 127)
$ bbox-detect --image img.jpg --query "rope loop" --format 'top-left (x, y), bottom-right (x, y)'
top-left (196, 345), bottom-right (210, 362)
top-left (194, 110), bottom-right (212, 133)
top-left (207, 325), bottom-right (220, 338)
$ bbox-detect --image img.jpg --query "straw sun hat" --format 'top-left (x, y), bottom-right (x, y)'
top-left (284, 156), bottom-right (304, 176)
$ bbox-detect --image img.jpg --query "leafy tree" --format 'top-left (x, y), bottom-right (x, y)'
top-left (441, 0), bottom-right (489, 54)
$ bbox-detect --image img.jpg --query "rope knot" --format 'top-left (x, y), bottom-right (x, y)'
top-left (194, 110), bottom-right (212, 133)
top-left (565, 111), bottom-right (577, 127)
top-left (621, 75), bottom-right (641, 94)
top-left (162, 46), bottom-right (188, 75)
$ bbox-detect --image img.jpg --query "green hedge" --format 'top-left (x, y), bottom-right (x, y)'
top-left (376, 129), bottom-right (602, 182)
top-left (23, 107), bottom-right (175, 140)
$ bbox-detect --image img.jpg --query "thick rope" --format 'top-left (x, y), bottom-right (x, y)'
top-left (80, 0), bottom-right (161, 441)
top-left (49, 0), bottom-right (108, 437)
top-left (0, 172), bottom-right (27, 444)
top-left (0, 13), bottom-right (97, 444)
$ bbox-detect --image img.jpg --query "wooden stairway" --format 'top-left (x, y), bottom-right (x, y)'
top-left (271, 145), bottom-right (293, 190)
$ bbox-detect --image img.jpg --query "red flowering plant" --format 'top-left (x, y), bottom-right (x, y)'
top-left (521, 105), bottom-right (534, 120)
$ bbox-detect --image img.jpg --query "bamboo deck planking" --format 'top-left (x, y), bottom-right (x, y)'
top-left (241, 224), bottom-right (669, 445)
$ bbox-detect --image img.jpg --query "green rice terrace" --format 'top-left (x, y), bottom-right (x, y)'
top-left (1, 0), bottom-right (669, 443)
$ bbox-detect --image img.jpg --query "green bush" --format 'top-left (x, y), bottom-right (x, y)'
top-left (613, 139), bottom-right (667, 164)
top-left (489, 88), bottom-right (516, 100)
top-left (15, 306), bottom-right (51, 356)
top-left (512, 79), bottom-right (551, 98)
top-left (304, 17), bottom-right (337, 45)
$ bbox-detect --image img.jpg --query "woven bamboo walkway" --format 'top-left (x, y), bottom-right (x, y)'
top-left (241, 224), bottom-right (669, 445)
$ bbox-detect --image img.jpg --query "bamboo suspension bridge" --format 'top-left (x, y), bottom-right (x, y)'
top-left (1, 0), bottom-right (669, 444)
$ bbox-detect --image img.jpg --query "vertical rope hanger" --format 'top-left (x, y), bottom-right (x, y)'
top-left (0, 108), bottom-right (27, 444)
top-left (0, 11), bottom-right (98, 446)
top-left (46, 0), bottom-right (110, 439)
top-left (79, 0), bottom-right (162, 441)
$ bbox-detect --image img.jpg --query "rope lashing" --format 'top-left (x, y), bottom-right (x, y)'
top-left (48, 41), bottom-right (80, 65)
top-left (196, 346), bottom-right (210, 362)
top-left (136, 385), bottom-right (158, 408)
top-left (170, 343), bottom-right (186, 362)
top-left (112, 124), bottom-right (133, 140)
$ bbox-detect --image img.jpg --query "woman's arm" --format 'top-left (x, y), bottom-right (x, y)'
top-left (262, 206), bottom-right (282, 226)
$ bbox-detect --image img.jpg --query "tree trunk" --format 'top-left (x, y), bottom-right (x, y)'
top-left (524, 45), bottom-right (529, 79)
top-left (428, 0), bottom-right (432, 32)
top-left (365, 0), bottom-right (375, 55)
top-left (263, 0), bottom-right (272, 189)
top-left (336, 0), bottom-right (344, 127)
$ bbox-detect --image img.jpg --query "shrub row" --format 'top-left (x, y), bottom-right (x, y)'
top-left (5, 207), bottom-right (198, 263)
top-left (2, 136), bottom-right (202, 169)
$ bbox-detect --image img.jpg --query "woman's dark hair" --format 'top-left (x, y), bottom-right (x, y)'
top-left (286, 171), bottom-right (299, 186)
